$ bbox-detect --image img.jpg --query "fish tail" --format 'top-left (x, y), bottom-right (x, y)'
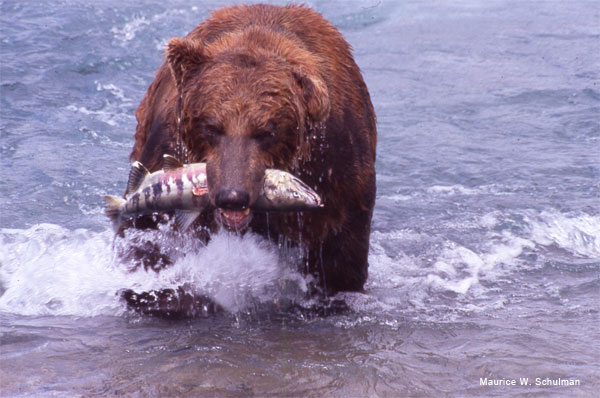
top-left (103, 195), bottom-right (126, 231)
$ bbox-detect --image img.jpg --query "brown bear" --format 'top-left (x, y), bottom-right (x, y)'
top-left (122, 4), bottom-right (376, 313)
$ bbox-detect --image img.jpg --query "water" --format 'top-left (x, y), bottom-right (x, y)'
top-left (1, 0), bottom-right (599, 396)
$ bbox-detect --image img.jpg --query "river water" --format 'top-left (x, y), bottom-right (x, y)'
top-left (1, 0), bottom-right (598, 397)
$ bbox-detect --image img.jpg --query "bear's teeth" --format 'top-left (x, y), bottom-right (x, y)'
top-left (219, 208), bottom-right (250, 222)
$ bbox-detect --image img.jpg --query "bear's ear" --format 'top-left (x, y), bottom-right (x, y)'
top-left (166, 37), bottom-right (206, 89)
top-left (292, 67), bottom-right (331, 126)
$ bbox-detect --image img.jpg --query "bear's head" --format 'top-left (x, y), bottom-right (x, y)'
top-left (166, 31), bottom-right (330, 230)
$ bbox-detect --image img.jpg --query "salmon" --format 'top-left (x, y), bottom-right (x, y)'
top-left (104, 155), bottom-right (322, 231)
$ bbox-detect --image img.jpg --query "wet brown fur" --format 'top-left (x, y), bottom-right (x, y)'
top-left (127, 4), bottom-right (376, 296)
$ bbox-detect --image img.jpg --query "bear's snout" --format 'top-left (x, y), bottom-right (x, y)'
top-left (206, 136), bottom-right (264, 232)
top-left (215, 189), bottom-right (250, 210)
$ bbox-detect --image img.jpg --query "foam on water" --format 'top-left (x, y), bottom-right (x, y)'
top-left (0, 224), bottom-right (300, 317)
top-left (110, 7), bottom-right (201, 50)
top-left (111, 15), bottom-right (151, 42)
top-left (427, 184), bottom-right (484, 196)
top-left (426, 233), bottom-right (535, 294)
top-left (65, 89), bottom-right (134, 128)
top-left (0, 224), bottom-right (122, 316)
top-left (347, 208), bottom-right (600, 318)
top-left (1, 209), bottom-right (597, 320)
top-left (526, 210), bottom-right (600, 258)
top-left (136, 231), bottom-right (289, 312)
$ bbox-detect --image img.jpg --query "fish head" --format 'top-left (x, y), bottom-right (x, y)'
top-left (262, 170), bottom-right (323, 210)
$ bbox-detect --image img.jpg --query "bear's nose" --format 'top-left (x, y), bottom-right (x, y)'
top-left (215, 189), bottom-right (250, 210)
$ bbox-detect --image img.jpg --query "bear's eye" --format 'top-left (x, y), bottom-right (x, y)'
top-left (203, 124), bottom-right (224, 138)
top-left (254, 130), bottom-right (275, 140)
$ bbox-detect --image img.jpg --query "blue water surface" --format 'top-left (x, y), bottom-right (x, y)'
top-left (0, 1), bottom-right (598, 397)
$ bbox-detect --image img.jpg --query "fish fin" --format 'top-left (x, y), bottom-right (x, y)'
top-left (175, 211), bottom-right (200, 231)
top-left (103, 195), bottom-right (126, 231)
top-left (163, 154), bottom-right (185, 171)
top-left (127, 161), bottom-right (150, 194)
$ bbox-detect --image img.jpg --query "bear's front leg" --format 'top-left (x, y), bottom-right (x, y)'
top-left (121, 287), bottom-right (222, 319)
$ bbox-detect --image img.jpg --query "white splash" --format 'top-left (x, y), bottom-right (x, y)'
top-left (66, 81), bottom-right (134, 128)
top-left (427, 184), bottom-right (482, 196)
top-left (95, 81), bottom-right (133, 105)
top-left (66, 104), bottom-right (133, 127)
top-left (526, 210), bottom-right (600, 258)
top-left (111, 16), bottom-right (150, 42)
top-left (0, 224), bottom-right (298, 317)
top-left (360, 209), bottom-right (599, 317)
top-left (0, 224), bottom-right (124, 316)
top-left (426, 234), bottom-right (535, 294)
top-left (147, 231), bottom-right (284, 312)
top-left (111, 8), bottom-right (199, 44)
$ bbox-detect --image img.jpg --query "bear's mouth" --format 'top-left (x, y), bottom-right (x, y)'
top-left (216, 208), bottom-right (252, 231)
